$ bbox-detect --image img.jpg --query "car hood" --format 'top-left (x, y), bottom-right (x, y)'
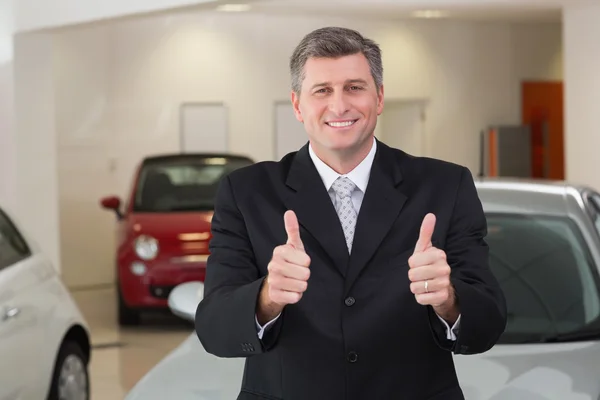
top-left (125, 334), bottom-right (245, 400)
top-left (125, 335), bottom-right (600, 400)
top-left (456, 341), bottom-right (600, 399)
top-left (128, 212), bottom-right (214, 238)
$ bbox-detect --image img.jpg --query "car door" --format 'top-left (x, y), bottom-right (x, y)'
top-left (0, 208), bottom-right (40, 400)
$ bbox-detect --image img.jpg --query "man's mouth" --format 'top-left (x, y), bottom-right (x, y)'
top-left (326, 120), bottom-right (358, 128)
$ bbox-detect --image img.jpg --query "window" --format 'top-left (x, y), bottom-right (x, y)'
top-left (133, 157), bottom-right (253, 212)
top-left (585, 191), bottom-right (600, 237)
top-left (486, 213), bottom-right (600, 344)
top-left (0, 209), bottom-right (31, 270)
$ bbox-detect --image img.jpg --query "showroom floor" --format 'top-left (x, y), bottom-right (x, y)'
top-left (71, 286), bottom-right (191, 399)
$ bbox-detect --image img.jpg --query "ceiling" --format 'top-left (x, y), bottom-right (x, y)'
top-left (241, 0), bottom-right (564, 22)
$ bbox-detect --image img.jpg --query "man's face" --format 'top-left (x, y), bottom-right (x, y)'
top-left (291, 52), bottom-right (384, 157)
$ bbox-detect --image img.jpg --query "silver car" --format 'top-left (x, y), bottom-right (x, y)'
top-left (126, 178), bottom-right (600, 400)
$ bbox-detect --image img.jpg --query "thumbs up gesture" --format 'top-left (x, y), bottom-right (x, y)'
top-left (264, 210), bottom-right (311, 307)
top-left (408, 214), bottom-right (456, 316)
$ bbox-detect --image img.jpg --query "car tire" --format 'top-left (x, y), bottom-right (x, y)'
top-left (47, 341), bottom-right (89, 400)
top-left (118, 288), bottom-right (141, 326)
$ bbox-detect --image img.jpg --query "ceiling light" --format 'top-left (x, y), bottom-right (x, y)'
top-left (411, 10), bottom-right (449, 19)
top-left (216, 3), bottom-right (251, 12)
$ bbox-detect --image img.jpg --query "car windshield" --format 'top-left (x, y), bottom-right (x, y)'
top-left (133, 156), bottom-right (253, 212)
top-left (487, 213), bottom-right (600, 344)
top-left (587, 192), bottom-right (600, 238)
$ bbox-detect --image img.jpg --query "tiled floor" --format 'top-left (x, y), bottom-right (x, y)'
top-left (70, 286), bottom-right (191, 399)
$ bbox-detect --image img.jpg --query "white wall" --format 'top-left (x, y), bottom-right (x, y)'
top-left (54, 25), bottom-right (118, 287)
top-left (510, 23), bottom-right (563, 81)
top-left (508, 22), bottom-right (563, 119)
top-left (52, 12), bottom-right (563, 288)
top-left (104, 13), bottom-right (562, 172)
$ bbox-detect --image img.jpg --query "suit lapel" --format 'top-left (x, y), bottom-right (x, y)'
top-left (283, 145), bottom-right (350, 276)
top-left (344, 141), bottom-right (407, 293)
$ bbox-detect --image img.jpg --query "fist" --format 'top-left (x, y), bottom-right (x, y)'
top-left (408, 213), bottom-right (452, 307)
top-left (266, 210), bottom-right (311, 306)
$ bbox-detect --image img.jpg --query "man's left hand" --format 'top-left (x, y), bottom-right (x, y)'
top-left (408, 213), bottom-right (459, 324)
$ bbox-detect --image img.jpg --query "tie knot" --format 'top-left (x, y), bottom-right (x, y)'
top-left (331, 176), bottom-right (356, 199)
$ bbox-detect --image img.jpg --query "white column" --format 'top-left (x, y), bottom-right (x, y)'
top-left (564, 1), bottom-right (600, 191)
top-left (13, 32), bottom-right (61, 272)
top-left (0, 0), bottom-right (16, 211)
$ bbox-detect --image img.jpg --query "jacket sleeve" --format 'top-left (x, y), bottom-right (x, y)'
top-left (194, 174), bottom-right (282, 358)
top-left (429, 166), bottom-right (507, 354)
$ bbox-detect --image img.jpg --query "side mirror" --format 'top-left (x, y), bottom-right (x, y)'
top-left (100, 196), bottom-right (124, 220)
top-left (168, 281), bottom-right (204, 322)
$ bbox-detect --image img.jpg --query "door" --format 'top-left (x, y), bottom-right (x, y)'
top-left (274, 101), bottom-right (309, 160)
top-left (377, 100), bottom-right (426, 156)
top-left (521, 81), bottom-right (564, 180)
top-left (0, 209), bottom-right (40, 400)
top-left (180, 102), bottom-right (228, 153)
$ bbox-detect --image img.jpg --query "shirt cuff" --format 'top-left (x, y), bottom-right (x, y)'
top-left (256, 313), bottom-right (281, 339)
top-left (436, 313), bottom-right (461, 341)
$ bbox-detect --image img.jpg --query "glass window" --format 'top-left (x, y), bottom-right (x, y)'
top-left (133, 156), bottom-right (253, 212)
top-left (486, 213), bottom-right (600, 344)
top-left (0, 209), bottom-right (31, 270)
top-left (586, 192), bottom-right (600, 236)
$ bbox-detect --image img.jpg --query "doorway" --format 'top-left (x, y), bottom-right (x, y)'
top-left (377, 100), bottom-right (426, 156)
top-left (521, 81), bottom-right (564, 180)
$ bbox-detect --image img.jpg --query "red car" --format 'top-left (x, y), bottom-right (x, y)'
top-left (100, 153), bottom-right (254, 325)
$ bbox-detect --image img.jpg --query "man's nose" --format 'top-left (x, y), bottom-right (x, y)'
top-left (328, 92), bottom-right (350, 116)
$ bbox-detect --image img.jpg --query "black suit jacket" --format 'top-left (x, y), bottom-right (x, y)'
top-left (195, 140), bottom-right (507, 400)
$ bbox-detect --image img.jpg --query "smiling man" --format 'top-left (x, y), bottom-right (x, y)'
top-left (195, 27), bottom-right (507, 400)
top-left (290, 52), bottom-right (382, 175)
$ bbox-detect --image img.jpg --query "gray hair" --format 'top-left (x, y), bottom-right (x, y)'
top-left (290, 26), bottom-right (383, 94)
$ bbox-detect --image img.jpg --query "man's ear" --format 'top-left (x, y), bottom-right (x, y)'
top-left (291, 90), bottom-right (303, 123)
top-left (377, 84), bottom-right (384, 116)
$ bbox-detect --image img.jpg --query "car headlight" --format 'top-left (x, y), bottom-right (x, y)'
top-left (134, 235), bottom-right (159, 260)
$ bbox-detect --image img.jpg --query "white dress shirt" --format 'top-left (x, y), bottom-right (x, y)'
top-left (256, 138), bottom-right (461, 340)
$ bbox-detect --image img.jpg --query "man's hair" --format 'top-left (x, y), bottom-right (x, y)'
top-left (289, 26), bottom-right (383, 94)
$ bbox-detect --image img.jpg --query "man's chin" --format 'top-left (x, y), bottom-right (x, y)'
top-left (327, 135), bottom-right (369, 150)
top-left (324, 143), bottom-right (365, 158)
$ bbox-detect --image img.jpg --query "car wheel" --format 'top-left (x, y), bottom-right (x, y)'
top-left (118, 288), bottom-right (141, 326)
top-left (47, 341), bottom-right (89, 400)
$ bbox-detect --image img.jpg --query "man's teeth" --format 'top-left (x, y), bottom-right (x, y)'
top-left (328, 120), bottom-right (355, 127)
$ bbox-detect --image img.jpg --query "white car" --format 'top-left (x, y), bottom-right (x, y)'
top-left (0, 205), bottom-right (91, 400)
top-left (126, 178), bottom-right (600, 400)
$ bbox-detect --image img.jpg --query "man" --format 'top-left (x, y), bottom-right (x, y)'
top-left (195, 26), bottom-right (507, 400)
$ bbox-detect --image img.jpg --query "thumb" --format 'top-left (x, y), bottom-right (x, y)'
top-left (284, 210), bottom-right (304, 251)
top-left (414, 213), bottom-right (436, 254)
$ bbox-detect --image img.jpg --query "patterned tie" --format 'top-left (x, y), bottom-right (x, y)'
top-left (331, 176), bottom-right (358, 253)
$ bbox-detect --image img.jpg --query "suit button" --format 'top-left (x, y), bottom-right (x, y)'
top-left (345, 297), bottom-right (355, 306)
top-left (347, 351), bottom-right (358, 363)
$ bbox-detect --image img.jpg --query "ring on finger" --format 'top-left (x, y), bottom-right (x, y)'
top-left (424, 280), bottom-right (429, 293)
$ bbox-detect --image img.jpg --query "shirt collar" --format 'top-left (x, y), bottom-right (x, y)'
top-left (308, 137), bottom-right (376, 193)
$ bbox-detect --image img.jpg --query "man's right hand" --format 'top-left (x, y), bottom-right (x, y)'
top-left (257, 210), bottom-right (311, 325)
